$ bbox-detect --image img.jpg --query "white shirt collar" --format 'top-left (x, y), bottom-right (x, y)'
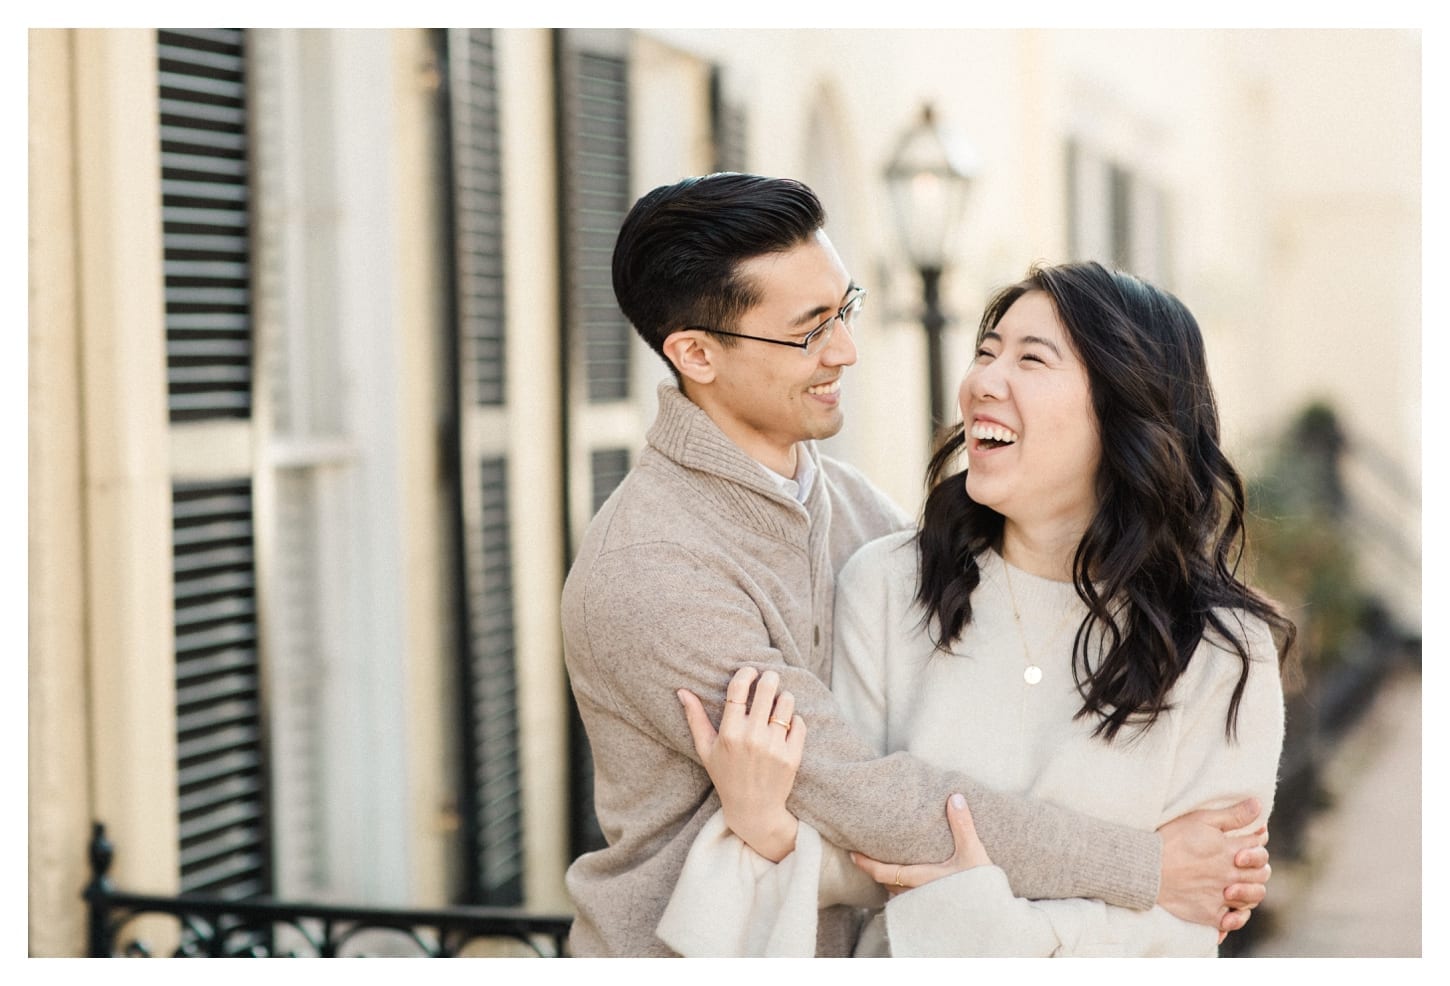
top-left (758, 445), bottom-right (816, 504)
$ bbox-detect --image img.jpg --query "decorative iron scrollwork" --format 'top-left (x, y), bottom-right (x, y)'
top-left (86, 822), bottom-right (572, 957)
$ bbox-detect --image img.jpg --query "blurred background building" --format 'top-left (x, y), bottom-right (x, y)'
top-left (28, 26), bottom-right (1421, 957)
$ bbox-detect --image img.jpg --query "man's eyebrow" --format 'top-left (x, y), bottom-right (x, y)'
top-left (788, 282), bottom-right (859, 328)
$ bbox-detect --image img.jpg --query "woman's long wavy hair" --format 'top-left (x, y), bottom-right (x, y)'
top-left (916, 262), bottom-right (1296, 741)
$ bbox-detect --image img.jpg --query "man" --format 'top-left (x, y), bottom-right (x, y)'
top-left (561, 173), bottom-right (1269, 957)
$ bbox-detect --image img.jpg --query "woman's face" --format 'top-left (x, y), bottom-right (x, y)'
top-left (960, 290), bottom-right (1102, 535)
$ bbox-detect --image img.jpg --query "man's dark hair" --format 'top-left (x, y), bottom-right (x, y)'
top-left (611, 173), bottom-right (827, 367)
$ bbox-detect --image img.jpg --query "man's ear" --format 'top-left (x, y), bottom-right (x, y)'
top-left (662, 330), bottom-right (717, 386)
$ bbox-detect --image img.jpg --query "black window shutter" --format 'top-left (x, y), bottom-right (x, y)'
top-left (560, 48), bottom-right (633, 404)
top-left (159, 28), bottom-right (253, 422)
top-left (710, 69), bottom-right (748, 173)
top-left (172, 479), bottom-right (269, 899)
top-left (555, 31), bottom-right (635, 859)
top-left (467, 456), bottom-right (524, 902)
top-left (442, 27), bottom-right (526, 906)
top-left (1109, 162), bottom-right (1133, 269)
top-left (1064, 137), bottom-right (1081, 260)
top-left (589, 448), bottom-right (632, 514)
top-left (453, 30), bottom-right (507, 409)
top-left (160, 28), bottom-right (269, 906)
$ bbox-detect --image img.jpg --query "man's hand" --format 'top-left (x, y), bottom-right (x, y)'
top-left (1157, 798), bottom-right (1272, 937)
top-left (678, 667), bottom-right (806, 862)
top-left (850, 793), bottom-right (987, 895)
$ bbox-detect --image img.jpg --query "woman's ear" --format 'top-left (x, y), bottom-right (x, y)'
top-left (662, 330), bottom-right (717, 386)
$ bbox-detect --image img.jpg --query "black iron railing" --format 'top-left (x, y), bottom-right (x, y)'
top-left (85, 822), bottom-right (573, 957)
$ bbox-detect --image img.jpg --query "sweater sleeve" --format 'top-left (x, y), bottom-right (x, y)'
top-left (656, 811), bottom-right (828, 956)
top-left (821, 537), bottom-right (1161, 908)
top-left (879, 611), bottom-right (1285, 956)
top-left (1160, 614), bottom-right (1286, 826)
top-left (579, 537), bottom-right (1158, 911)
top-left (882, 866), bottom-right (1218, 956)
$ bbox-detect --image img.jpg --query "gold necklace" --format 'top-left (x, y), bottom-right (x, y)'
top-left (1001, 559), bottom-right (1079, 686)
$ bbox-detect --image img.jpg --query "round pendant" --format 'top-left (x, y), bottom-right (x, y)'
top-left (1023, 665), bottom-right (1042, 685)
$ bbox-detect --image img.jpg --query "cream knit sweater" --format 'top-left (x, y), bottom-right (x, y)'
top-left (662, 530), bottom-right (1284, 957)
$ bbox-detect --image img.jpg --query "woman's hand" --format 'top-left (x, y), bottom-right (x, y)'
top-left (1156, 798), bottom-right (1272, 939)
top-left (677, 666), bottom-right (806, 862)
top-left (850, 793), bottom-right (990, 895)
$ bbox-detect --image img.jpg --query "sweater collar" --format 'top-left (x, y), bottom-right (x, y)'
top-left (647, 382), bottom-right (821, 503)
top-left (646, 383), bottom-right (831, 545)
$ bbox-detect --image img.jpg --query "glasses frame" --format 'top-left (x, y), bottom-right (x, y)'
top-left (685, 287), bottom-right (867, 355)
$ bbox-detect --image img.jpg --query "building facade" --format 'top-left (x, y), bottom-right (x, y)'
top-left (28, 27), bottom-right (1420, 956)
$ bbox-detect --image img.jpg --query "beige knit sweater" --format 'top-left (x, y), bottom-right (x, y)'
top-left (561, 384), bottom-right (1161, 956)
top-left (661, 531), bottom-right (1284, 956)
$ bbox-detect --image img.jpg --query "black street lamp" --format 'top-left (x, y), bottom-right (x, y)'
top-left (883, 104), bottom-right (976, 441)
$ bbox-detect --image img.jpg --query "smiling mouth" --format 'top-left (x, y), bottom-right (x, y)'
top-left (807, 380), bottom-right (840, 397)
top-left (969, 421), bottom-right (1018, 449)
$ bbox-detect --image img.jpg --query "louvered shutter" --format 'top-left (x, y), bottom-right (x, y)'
top-left (1109, 163), bottom-right (1133, 269)
top-left (159, 28), bottom-right (269, 903)
top-left (589, 449), bottom-right (631, 513)
top-left (1064, 136), bottom-right (1169, 283)
top-left (444, 28), bottom-right (525, 905)
top-left (556, 29), bottom-right (639, 858)
top-left (172, 480), bottom-right (269, 898)
top-left (159, 28), bottom-right (253, 422)
top-left (557, 31), bottom-right (636, 544)
top-left (570, 51), bottom-right (632, 405)
top-left (467, 456), bottom-right (522, 901)
top-left (453, 29), bottom-right (507, 411)
top-left (564, 443), bottom-right (633, 856)
top-left (1065, 138), bottom-right (1082, 259)
top-left (711, 70), bottom-right (748, 173)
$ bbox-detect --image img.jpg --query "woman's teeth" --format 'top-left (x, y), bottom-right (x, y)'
top-left (969, 422), bottom-right (1018, 445)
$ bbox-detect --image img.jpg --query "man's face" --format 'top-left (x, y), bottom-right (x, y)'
top-left (694, 230), bottom-right (859, 475)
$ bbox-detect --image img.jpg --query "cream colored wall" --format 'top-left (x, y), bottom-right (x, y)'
top-left (70, 25), bottom-right (183, 895)
top-left (1258, 30), bottom-right (1420, 455)
top-left (643, 28), bottom-right (1067, 515)
top-left (1048, 29), bottom-right (1422, 623)
top-left (28, 29), bottom-right (94, 958)
top-left (496, 28), bottom-right (571, 912)
top-left (392, 28), bottom-right (464, 907)
top-left (629, 34), bottom-right (716, 415)
top-left (28, 27), bottom-right (182, 956)
top-left (1250, 30), bottom-right (1421, 623)
top-left (646, 28), bottom-right (1421, 627)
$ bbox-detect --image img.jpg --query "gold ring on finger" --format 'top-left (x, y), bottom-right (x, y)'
top-left (768, 716), bottom-right (791, 729)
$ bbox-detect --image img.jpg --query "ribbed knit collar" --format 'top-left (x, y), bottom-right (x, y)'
top-left (646, 382), bottom-right (822, 541)
top-left (978, 549), bottom-right (1082, 613)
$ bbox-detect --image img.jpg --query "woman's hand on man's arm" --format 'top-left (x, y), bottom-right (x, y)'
top-left (678, 666), bottom-right (806, 862)
top-left (850, 792), bottom-right (990, 894)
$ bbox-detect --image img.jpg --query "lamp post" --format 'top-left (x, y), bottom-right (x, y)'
top-left (883, 104), bottom-right (976, 441)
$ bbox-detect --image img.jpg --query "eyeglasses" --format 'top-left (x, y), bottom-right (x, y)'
top-left (686, 287), bottom-right (866, 356)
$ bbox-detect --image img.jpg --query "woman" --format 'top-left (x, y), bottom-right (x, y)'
top-left (659, 261), bottom-right (1296, 956)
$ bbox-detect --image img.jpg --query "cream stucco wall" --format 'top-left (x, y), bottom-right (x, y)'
top-left (496, 28), bottom-right (572, 913)
top-left (29, 27), bottom-right (182, 956)
top-left (29, 29), bottom-right (95, 958)
top-left (643, 27), bottom-right (1421, 622)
